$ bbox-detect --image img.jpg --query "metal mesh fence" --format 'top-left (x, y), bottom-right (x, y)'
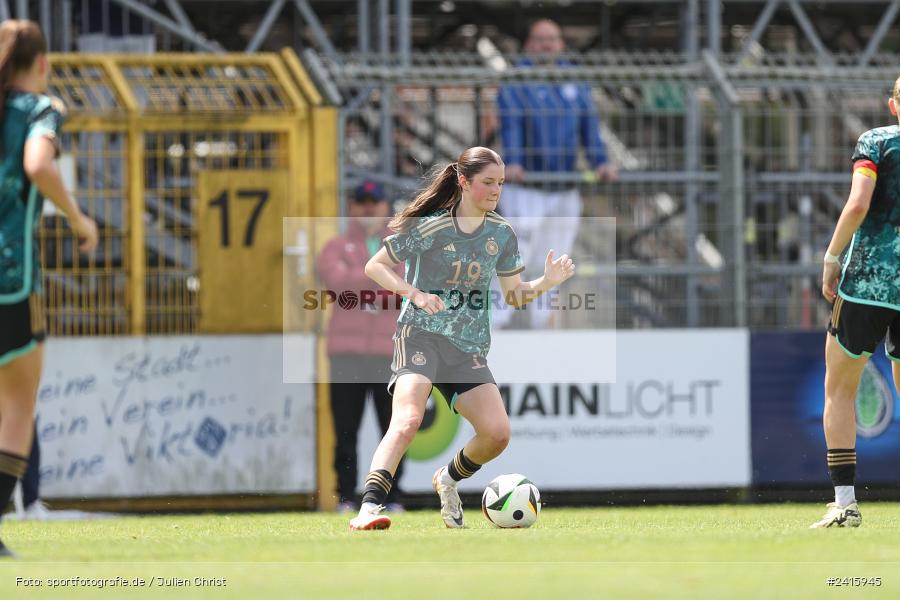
top-left (43, 52), bottom-right (317, 336)
top-left (142, 130), bottom-right (290, 333)
top-left (325, 51), bottom-right (896, 329)
top-left (119, 60), bottom-right (296, 113)
top-left (40, 130), bottom-right (130, 336)
top-left (43, 60), bottom-right (130, 336)
top-left (330, 52), bottom-right (732, 328)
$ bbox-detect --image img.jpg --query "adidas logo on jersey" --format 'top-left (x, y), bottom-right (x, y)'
top-left (444, 243), bottom-right (456, 252)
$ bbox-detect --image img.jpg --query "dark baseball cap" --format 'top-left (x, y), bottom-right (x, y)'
top-left (354, 180), bottom-right (387, 202)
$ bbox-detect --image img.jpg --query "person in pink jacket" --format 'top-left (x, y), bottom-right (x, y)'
top-left (317, 181), bottom-right (405, 512)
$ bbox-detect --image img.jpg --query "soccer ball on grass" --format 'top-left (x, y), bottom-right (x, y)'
top-left (481, 473), bottom-right (541, 528)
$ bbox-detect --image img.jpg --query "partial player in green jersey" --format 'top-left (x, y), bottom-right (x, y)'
top-left (0, 21), bottom-right (98, 557)
top-left (349, 146), bottom-right (574, 531)
top-left (813, 76), bottom-right (900, 530)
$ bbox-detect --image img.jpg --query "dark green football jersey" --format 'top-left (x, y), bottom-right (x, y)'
top-left (0, 92), bottom-right (65, 303)
top-left (840, 125), bottom-right (900, 310)
top-left (384, 204), bottom-right (524, 355)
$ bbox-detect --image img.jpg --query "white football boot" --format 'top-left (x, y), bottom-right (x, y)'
top-left (349, 503), bottom-right (391, 531)
top-left (809, 502), bottom-right (862, 529)
top-left (432, 467), bottom-right (464, 528)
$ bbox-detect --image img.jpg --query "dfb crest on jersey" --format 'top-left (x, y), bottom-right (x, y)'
top-left (485, 238), bottom-right (499, 256)
top-left (412, 352), bottom-right (427, 366)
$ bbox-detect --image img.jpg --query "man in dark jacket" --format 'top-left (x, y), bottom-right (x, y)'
top-left (317, 181), bottom-right (405, 512)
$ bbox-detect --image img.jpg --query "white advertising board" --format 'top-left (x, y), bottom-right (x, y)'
top-left (36, 335), bottom-right (316, 498)
top-left (357, 329), bottom-right (750, 492)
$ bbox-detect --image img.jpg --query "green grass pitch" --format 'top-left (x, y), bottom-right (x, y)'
top-left (1, 503), bottom-right (898, 599)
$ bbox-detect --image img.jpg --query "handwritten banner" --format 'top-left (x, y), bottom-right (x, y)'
top-left (38, 335), bottom-right (316, 497)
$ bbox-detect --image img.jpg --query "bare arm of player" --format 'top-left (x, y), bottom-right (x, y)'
top-left (821, 173), bottom-right (875, 303)
top-left (24, 136), bottom-right (98, 253)
top-left (498, 250), bottom-right (575, 308)
top-left (365, 246), bottom-right (446, 315)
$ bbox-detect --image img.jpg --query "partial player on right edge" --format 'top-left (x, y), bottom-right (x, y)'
top-left (815, 76), bottom-right (900, 529)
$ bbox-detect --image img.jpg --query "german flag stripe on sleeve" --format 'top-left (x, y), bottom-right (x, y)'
top-left (853, 159), bottom-right (877, 180)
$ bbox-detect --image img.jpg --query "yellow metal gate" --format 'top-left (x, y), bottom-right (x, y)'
top-left (43, 50), bottom-right (336, 336)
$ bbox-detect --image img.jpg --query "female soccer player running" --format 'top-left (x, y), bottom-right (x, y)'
top-left (814, 77), bottom-right (900, 528)
top-left (0, 21), bottom-right (98, 556)
top-left (350, 146), bottom-right (574, 530)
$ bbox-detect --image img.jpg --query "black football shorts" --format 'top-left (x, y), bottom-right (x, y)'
top-left (829, 295), bottom-right (900, 359)
top-left (0, 294), bottom-right (46, 366)
top-left (388, 324), bottom-right (496, 412)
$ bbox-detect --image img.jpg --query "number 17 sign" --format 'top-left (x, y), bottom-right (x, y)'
top-left (197, 170), bottom-right (288, 333)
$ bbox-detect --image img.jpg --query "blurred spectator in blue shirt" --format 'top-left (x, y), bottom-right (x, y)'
top-left (498, 19), bottom-right (618, 185)
top-left (493, 20), bottom-right (617, 330)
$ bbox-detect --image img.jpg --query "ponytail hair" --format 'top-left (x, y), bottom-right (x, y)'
top-left (390, 146), bottom-right (504, 232)
top-left (0, 20), bottom-right (47, 123)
